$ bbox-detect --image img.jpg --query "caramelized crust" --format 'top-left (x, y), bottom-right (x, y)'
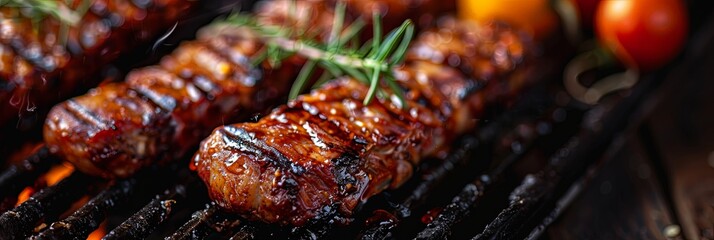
top-left (193, 19), bottom-right (532, 226)
top-left (408, 19), bottom-right (532, 108)
top-left (43, 1), bottom-right (337, 178)
top-left (0, 0), bottom-right (195, 127)
top-left (42, 0), bottom-right (456, 179)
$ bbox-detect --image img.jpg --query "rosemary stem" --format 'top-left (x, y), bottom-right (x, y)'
top-left (221, 4), bottom-right (413, 106)
top-left (270, 37), bottom-right (390, 73)
top-left (12, 0), bottom-right (82, 25)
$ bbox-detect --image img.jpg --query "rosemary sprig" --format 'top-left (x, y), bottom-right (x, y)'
top-left (222, 2), bottom-right (414, 107)
top-left (0, 0), bottom-right (88, 25)
top-left (1, 0), bottom-right (91, 45)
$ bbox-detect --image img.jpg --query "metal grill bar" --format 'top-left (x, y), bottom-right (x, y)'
top-left (359, 100), bottom-right (558, 239)
top-left (359, 135), bottom-right (483, 239)
top-left (523, 162), bottom-right (592, 240)
top-left (414, 108), bottom-right (582, 239)
top-left (0, 146), bottom-right (60, 210)
top-left (166, 205), bottom-right (219, 240)
top-left (400, 137), bottom-right (481, 215)
top-left (32, 178), bottom-right (138, 239)
top-left (104, 184), bottom-right (187, 240)
top-left (473, 71), bottom-right (664, 240)
top-left (164, 104), bottom-right (555, 240)
top-left (473, 139), bottom-right (575, 240)
top-left (0, 172), bottom-right (94, 239)
top-left (414, 147), bottom-right (531, 240)
top-left (291, 219), bottom-right (335, 239)
top-left (229, 225), bottom-right (257, 240)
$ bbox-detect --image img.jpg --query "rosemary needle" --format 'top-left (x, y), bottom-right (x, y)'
top-left (2, 0), bottom-right (91, 45)
top-left (289, 59), bottom-right (318, 100)
top-left (1, 0), bottom-right (86, 25)
top-left (222, 1), bottom-right (414, 107)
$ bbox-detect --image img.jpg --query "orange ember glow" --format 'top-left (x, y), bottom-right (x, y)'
top-left (15, 188), bottom-right (34, 206)
top-left (87, 221), bottom-right (107, 240)
top-left (15, 163), bottom-right (75, 206)
top-left (45, 163), bottom-right (74, 186)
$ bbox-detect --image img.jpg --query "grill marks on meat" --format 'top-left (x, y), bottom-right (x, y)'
top-left (194, 72), bottom-right (462, 226)
top-left (408, 19), bottom-right (531, 110)
top-left (0, 0), bottom-right (195, 127)
top-left (193, 20), bottom-right (530, 226)
top-left (43, 1), bottom-right (339, 179)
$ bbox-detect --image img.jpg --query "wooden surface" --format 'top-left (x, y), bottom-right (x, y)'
top-left (545, 2), bottom-right (714, 238)
top-left (545, 135), bottom-right (680, 240)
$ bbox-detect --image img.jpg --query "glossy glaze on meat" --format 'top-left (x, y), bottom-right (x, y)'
top-left (42, 0), bottom-right (454, 179)
top-left (0, 0), bottom-right (196, 128)
top-left (43, 1), bottom-right (340, 179)
top-left (193, 19), bottom-right (532, 226)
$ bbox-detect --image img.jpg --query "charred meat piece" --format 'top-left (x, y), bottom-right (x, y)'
top-left (407, 19), bottom-right (534, 112)
top-left (41, 0), bottom-right (454, 180)
top-left (0, 0), bottom-right (197, 128)
top-left (43, 1), bottom-right (339, 179)
top-left (193, 19), bottom-right (532, 226)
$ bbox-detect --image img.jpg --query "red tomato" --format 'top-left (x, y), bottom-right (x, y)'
top-left (595, 0), bottom-right (688, 71)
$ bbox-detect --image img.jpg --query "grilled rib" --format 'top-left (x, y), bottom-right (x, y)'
top-left (0, 0), bottom-right (197, 129)
top-left (192, 19), bottom-right (534, 226)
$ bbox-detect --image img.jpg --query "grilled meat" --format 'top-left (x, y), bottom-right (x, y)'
top-left (0, 0), bottom-right (196, 129)
top-left (42, 0), bottom-right (454, 179)
top-left (408, 18), bottom-right (532, 111)
top-left (193, 19), bottom-right (533, 226)
top-left (43, 0), bottom-right (347, 179)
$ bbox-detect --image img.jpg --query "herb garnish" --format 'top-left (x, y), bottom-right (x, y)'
top-left (223, 1), bottom-right (414, 107)
top-left (1, 0), bottom-right (91, 44)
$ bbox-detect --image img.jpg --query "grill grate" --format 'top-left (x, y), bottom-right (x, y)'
top-left (0, 146), bottom-right (60, 211)
top-left (475, 72), bottom-right (664, 240)
top-left (33, 178), bottom-right (137, 239)
top-left (0, 87), bottom-right (654, 240)
top-left (0, 0), bottom-right (693, 238)
top-left (0, 88), bottom-right (581, 240)
top-left (359, 103), bottom-right (580, 240)
top-left (169, 205), bottom-right (221, 240)
top-left (104, 184), bottom-right (187, 239)
top-left (0, 71), bottom-right (667, 240)
top-left (0, 172), bottom-right (94, 239)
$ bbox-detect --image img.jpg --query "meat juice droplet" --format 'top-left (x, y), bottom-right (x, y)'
top-left (189, 154), bottom-right (199, 170)
top-left (421, 207), bottom-right (443, 224)
top-left (365, 209), bottom-right (397, 227)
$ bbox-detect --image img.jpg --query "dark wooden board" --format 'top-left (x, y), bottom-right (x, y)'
top-left (545, 1), bottom-right (714, 238)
